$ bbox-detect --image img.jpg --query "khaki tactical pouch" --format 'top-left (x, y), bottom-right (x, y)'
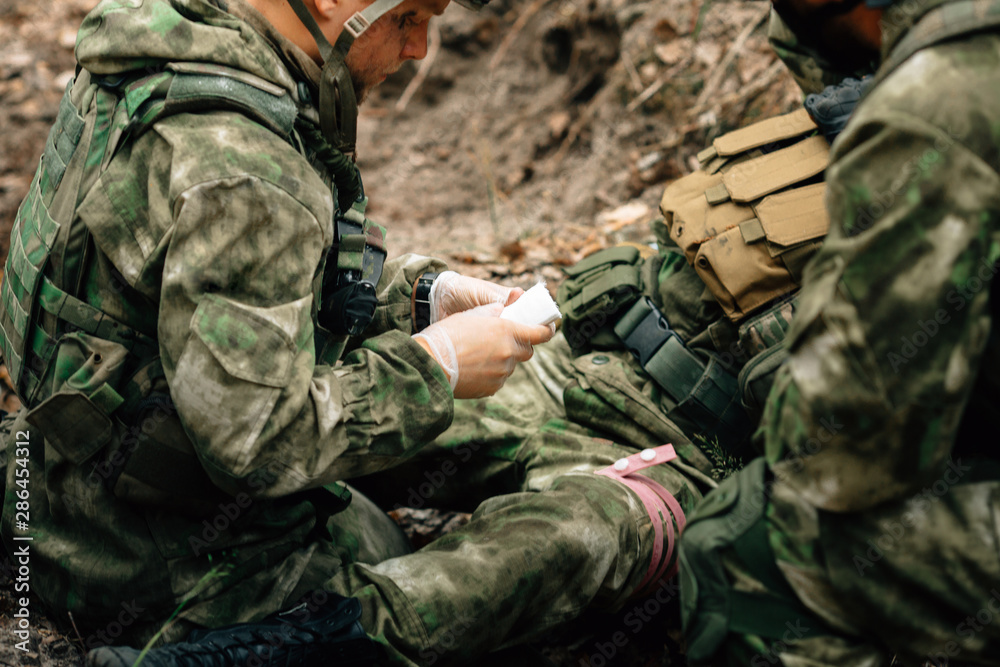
top-left (660, 109), bottom-right (831, 322)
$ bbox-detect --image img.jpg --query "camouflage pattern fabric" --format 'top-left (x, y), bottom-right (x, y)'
top-left (682, 0), bottom-right (1000, 664)
top-left (0, 0), bottom-right (705, 663)
top-left (338, 335), bottom-right (707, 664)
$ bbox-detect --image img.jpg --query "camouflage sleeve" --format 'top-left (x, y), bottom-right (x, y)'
top-left (150, 115), bottom-right (454, 498)
top-left (367, 253), bottom-right (448, 337)
top-left (767, 9), bottom-right (868, 96)
top-left (761, 51), bottom-right (1000, 512)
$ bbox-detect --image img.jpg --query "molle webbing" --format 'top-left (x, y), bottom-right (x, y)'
top-left (1, 83), bottom-right (154, 403)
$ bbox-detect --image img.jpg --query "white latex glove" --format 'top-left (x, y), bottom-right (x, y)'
top-left (429, 271), bottom-right (525, 324)
top-left (413, 303), bottom-right (554, 398)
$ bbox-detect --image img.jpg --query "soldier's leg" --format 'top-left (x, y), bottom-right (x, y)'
top-left (352, 332), bottom-right (713, 512)
top-left (121, 483), bottom-right (416, 646)
top-left (104, 447), bottom-right (689, 667)
top-left (322, 440), bottom-right (700, 666)
top-left (326, 336), bottom-right (713, 664)
top-left (114, 334), bottom-right (712, 665)
top-left (680, 459), bottom-right (1000, 666)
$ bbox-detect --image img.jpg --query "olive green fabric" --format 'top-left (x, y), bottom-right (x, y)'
top-left (682, 0), bottom-right (1000, 664)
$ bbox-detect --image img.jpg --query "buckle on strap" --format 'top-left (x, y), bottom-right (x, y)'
top-left (615, 298), bottom-right (705, 404)
top-left (344, 12), bottom-right (371, 38)
top-left (615, 297), bottom-right (677, 367)
top-left (596, 444), bottom-right (687, 593)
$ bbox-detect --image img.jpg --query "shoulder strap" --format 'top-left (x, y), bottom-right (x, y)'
top-left (876, 0), bottom-right (1000, 85)
top-left (106, 62), bottom-right (300, 158)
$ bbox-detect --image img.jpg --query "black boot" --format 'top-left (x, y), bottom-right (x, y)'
top-left (86, 592), bottom-right (380, 667)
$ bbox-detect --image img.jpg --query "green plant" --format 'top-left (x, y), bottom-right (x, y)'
top-left (695, 433), bottom-right (744, 481)
top-left (129, 555), bottom-right (235, 667)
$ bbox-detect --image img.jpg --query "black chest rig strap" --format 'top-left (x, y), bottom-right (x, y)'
top-left (318, 195), bottom-right (388, 337)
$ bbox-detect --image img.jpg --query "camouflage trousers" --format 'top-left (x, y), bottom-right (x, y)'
top-left (151, 334), bottom-right (708, 666)
top-left (680, 457), bottom-right (1000, 667)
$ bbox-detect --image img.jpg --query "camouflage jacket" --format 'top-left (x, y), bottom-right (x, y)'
top-left (1, 0), bottom-right (455, 632)
top-left (762, 0), bottom-right (1000, 512)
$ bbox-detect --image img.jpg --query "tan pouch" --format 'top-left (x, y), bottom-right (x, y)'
top-left (660, 109), bottom-right (831, 321)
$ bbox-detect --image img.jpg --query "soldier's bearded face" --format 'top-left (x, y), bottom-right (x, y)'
top-left (772, 0), bottom-right (882, 72)
top-left (345, 0), bottom-right (449, 102)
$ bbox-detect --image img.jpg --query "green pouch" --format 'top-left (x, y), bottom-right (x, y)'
top-left (557, 246), bottom-right (649, 354)
top-left (24, 332), bottom-right (129, 464)
top-left (679, 458), bottom-right (830, 664)
top-left (738, 345), bottom-right (789, 426)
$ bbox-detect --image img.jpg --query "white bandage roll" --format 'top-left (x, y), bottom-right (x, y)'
top-left (500, 282), bottom-right (561, 326)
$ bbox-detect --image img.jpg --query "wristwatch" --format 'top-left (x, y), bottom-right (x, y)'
top-left (412, 272), bottom-right (438, 332)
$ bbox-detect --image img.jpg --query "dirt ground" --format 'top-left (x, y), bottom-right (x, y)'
top-left (0, 0), bottom-right (802, 663)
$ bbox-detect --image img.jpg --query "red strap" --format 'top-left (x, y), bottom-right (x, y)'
top-left (595, 445), bottom-right (687, 595)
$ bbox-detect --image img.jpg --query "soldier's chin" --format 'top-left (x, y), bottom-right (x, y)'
top-left (353, 72), bottom-right (393, 106)
top-left (354, 80), bottom-right (371, 105)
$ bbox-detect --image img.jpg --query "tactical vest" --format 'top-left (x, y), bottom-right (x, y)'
top-left (558, 108), bottom-right (831, 454)
top-left (0, 62), bottom-right (382, 514)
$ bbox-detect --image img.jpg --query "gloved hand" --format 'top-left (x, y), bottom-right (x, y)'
top-left (413, 302), bottom-right (554, 398)
top-left (429, 271), bottom-right (525, 324)
top-left (804, 75), bottom-right (874, 142)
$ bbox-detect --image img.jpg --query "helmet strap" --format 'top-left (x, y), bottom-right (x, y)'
top-left (284, 0), bottom-right (408, 153)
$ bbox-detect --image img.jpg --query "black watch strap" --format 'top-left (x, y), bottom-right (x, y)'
top-left (413, 272), bottom-right (439, 332)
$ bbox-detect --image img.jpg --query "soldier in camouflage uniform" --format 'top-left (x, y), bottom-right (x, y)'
top-left (0, 0), bottom-right (698, 664)
top-left (679, 0), bottom-right (1000, 665)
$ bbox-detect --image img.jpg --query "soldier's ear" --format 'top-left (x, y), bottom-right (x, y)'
top-left (313, 0), bottom-right (344, 20)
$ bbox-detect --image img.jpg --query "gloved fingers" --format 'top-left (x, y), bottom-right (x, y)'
top-left (429, 272), bottom-right (520, 322)
top-left (414, 305), bottom-right (555, 399)
top-left (507, 319), bottom-right (556, 351)
top-left (502, 286), bottom-right (526, 307)
top-left (467, 302), bottom-right (504, 317)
